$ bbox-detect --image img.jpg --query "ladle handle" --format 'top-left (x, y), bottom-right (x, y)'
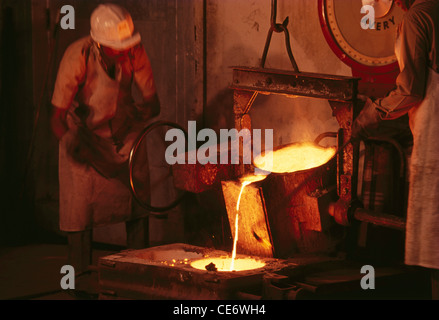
top-left (330, 138), bottom-right (354, 163)
top-left (314, 132), bottom-right (338, 146)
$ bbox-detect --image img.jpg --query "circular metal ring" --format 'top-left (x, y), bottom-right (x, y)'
top-left (129, 120), bottom-right (188, 214)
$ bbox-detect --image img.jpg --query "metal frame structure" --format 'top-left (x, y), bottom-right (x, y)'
top-left (230, 66), bottom-right (360, 227)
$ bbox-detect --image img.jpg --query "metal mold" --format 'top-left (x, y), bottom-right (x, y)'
top-left (98, 243), bottom-right (298, 300)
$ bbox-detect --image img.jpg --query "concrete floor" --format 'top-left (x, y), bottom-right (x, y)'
top-left (1, 243), bottom-right (432, 300)
top-left (0, 243), bottom-right (116, 300)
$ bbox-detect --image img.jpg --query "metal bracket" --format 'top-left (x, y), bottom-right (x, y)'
top-left (261, 0), bottom-right (299, 72)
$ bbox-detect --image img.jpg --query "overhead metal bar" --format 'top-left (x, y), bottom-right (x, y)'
top-left (230, 66), bottom-right (359, 102)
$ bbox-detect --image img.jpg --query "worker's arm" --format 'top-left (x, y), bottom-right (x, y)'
top-left (352, 13), bottom-right (429, 139)
top-left (128, 92), bottom-right (160, 123)
top-left (142, 93), bottom-right (160, 119)
top-left (132, 44), bottom-right (161, 120)
top-left (375, 12), bottom-right (428, 118)
top-left (51, 38), bottom-right (88, 139)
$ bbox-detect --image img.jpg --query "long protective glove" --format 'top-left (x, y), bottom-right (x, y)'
top-left (352, 98), bottom-right (383, 140)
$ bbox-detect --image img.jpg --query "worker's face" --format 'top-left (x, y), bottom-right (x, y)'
top-left (100, 45), bottom-right (131, 62)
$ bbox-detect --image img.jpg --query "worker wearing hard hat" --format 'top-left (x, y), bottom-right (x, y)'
top-left (51, 4), bottom-right (159, 273)
top-left (352, 0), bottom-right (439, 299)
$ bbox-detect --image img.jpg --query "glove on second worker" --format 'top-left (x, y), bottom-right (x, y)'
top-left (351, 98), bottom-right (384, 141)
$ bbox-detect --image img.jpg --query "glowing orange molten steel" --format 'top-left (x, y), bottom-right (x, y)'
top-left (254, 142), bottom-right (336, 174)
top-left (191, 174), bottom-right (268, 272)
top-left (230, 174), bottom-right (268, 271)
top-left (191, 143), bottom-right (335, 273)
top-left (190, 257), bottom-right (266, 272)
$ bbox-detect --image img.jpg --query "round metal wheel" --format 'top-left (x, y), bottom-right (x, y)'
top-left (129, 121), bottom-right (187, 214)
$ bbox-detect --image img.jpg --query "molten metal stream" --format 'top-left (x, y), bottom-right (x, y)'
top-left (231, 143), bottom-right (335, 270)
top-left (230, 175), bottom-right (268, 271)
top-left (230, 181), bottom-right (250, 271)
top-left (191, 143), bottom-right (336, 272)
top-left (190, 175), bottom-right (268, 272)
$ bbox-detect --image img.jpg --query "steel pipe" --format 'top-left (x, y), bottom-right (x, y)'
top-left (354, 208), bottom-right (406, 230)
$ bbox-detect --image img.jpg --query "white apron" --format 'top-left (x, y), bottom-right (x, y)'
top-left (404, 69), bottom-right (439, 269)
top-left (395, 29), bottom-right (439, 269)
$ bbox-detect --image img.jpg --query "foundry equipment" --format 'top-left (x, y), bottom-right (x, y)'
top-left (97, 0), bottom-right (428, 300)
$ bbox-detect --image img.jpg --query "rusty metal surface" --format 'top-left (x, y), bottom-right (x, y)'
top-left (229, 68), bottom-right (361, 232)
top-left (230, 67), bottom-right (359, 102)
top-left (172, 160), bottom-right (254, 193)
top-left (221, 181), bottom-right (273, 258)
top-left (98, 243), bottom-right (427, 299)
top-left (328, 101), bottom-right (360, 226)
top-left (261, 162), bottom-right (339, 258)
top-left (98, 243), bottom-right (297, 300)
top-left (354, 208), bottom-right (406, 230)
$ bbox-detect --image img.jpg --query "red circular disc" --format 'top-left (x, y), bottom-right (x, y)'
top-left (318, 0), bottom-right (403, 75)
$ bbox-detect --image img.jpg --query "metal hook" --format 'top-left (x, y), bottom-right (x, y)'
top-left (260, 0), bottom-right (299, 72)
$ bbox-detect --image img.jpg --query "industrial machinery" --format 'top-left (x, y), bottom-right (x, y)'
top-left (97, 0), bottom-right (430, 300)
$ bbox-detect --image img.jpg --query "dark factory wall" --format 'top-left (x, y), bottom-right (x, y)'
top-left (205, 0), bottom-right (350, 148)
top-left (0, 0), bottom-right (352, 248)
top-left (1, 0), bottom-right (205, 247)
top-left (0, 0), bottom-right (35, 245)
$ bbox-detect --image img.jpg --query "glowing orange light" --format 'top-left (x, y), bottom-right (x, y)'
top-left (229, 174), bottom-right (268, 271)
top-left (254, 142), bottom-right (336, 174)
top-left (190, 257), bottom-right (265, 272)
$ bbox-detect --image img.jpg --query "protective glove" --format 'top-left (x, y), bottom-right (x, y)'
top-left (351, 98), bottom-right (383, 141)
top-left (67, 125), bottom-right (127, 179)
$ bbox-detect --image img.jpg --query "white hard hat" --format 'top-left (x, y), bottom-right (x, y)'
top-left (90, 4), bottom-right (141, 50)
